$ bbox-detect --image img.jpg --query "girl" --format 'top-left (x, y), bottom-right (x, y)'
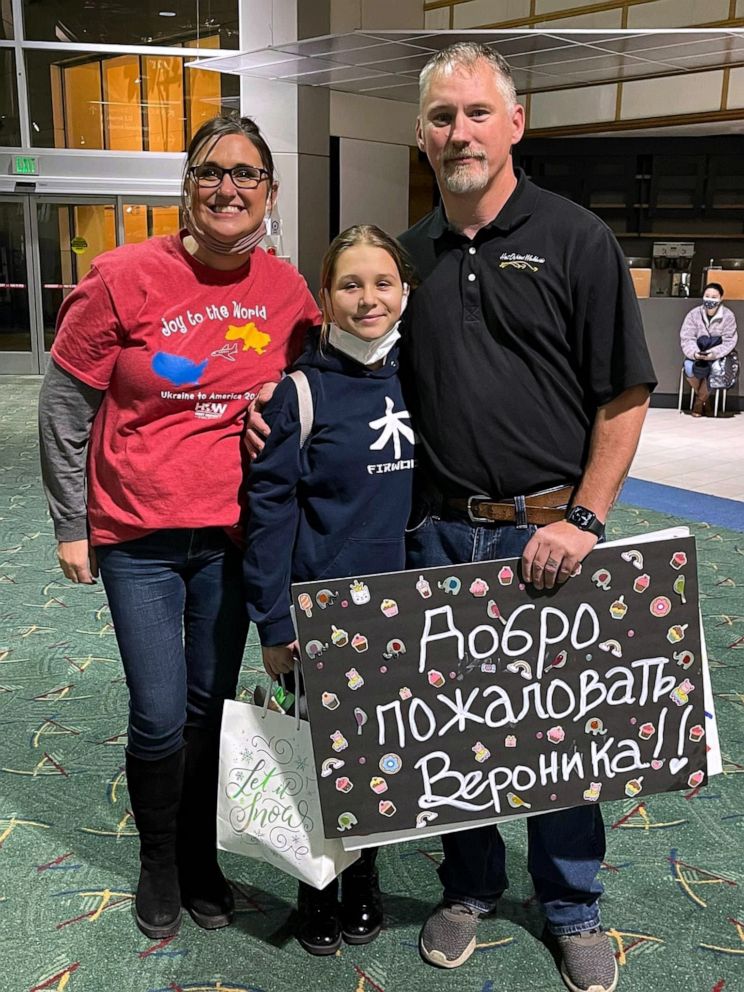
top-left (243, 225), bottom-right (414, 955)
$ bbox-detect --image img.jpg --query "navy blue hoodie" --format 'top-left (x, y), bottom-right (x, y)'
top-left (244, 327), bottom-right (415, 646)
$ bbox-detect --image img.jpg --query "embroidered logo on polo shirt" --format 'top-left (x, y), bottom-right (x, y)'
top-left (499, 252), bottom-right (545, 272)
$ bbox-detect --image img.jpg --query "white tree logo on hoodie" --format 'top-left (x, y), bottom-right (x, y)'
top-left (369, 397), bottom-right (415, 461)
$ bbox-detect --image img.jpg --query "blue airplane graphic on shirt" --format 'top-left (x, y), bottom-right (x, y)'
top-left (151, 352), bottom-right (208, 386)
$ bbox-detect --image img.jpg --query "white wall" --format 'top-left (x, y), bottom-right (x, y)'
top-left (339, 138), bottom-right (410, 236)
top-left (331, 92), bottom-right (418, 146)
top-left (331, 0), bottom-right (424, 32)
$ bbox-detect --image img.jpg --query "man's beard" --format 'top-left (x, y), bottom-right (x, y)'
top-left (441, 153), bottom-right (489, 194)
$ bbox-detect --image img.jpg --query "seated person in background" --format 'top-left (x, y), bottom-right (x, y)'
top-left (680, 282), bottom-right (738, 416)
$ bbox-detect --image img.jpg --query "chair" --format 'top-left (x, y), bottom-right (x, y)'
top-left (678, 367), bottom-right (727, 416)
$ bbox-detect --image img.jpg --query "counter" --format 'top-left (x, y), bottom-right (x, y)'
top-left (639, 298), bottom-right (742, 409)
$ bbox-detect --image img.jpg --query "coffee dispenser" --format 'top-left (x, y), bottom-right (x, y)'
top-left (651, 242), bottom-right (695, 296)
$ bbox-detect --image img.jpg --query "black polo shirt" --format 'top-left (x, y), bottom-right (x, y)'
top-left (399, 169), bottom-right (656, 501)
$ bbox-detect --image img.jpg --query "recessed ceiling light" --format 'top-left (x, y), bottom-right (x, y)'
top-left (159, 10), bottom-right (176, 15)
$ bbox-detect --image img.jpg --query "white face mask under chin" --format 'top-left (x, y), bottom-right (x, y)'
top-left (328, 321), bottom-right (402, 366)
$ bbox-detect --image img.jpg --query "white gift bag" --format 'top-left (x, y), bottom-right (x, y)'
top-left (217, 673), bottom-right (359, 889)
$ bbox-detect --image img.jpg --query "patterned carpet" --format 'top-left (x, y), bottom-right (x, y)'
top-left (1, 376), bottom-right (743, 992)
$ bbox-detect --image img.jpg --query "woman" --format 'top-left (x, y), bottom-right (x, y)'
top-left (680, 282), bottom-right (738, 416)
top-left (38, 115), bottom-right (319, 939)
top-left (243, 226), bottom-right (414, 955)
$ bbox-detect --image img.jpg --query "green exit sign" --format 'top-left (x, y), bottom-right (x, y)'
top-left (13, 156), bottom-right (38, 176)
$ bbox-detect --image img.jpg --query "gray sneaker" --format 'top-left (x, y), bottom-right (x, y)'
top-left (558, 929), bottom-right (618, 992)
top-left (419, 902), bottom-right (481, 968)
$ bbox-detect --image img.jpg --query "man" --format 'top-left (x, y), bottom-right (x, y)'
top-left (398, 43), bottom-right (655, 992)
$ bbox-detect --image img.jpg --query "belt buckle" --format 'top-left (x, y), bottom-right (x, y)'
top-left (467, 494), bottom-right (491, 524)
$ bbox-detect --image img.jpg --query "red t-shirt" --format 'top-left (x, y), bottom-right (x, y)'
top-left (51, 233), bottom-right (319, 546)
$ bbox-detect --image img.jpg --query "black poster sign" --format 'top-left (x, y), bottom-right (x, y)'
top-left (293, 537), bottom-right (706, 840)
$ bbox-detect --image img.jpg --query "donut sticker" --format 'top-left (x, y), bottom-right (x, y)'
top-left (650, 596), bottom-right (671, 618)
top-left (379, 753), bottom-right (402, 775)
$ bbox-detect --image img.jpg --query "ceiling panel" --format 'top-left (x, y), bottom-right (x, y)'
top-left (593, 31), bottom-right (732, 55)
top-left (188, 28), bottom-right (744, 105)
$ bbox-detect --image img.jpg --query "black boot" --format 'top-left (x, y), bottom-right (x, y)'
top-left (125, 748), bottom-right (184, 939)
top-left (177, 725), bottom-right (234, 929)
top-left (297, 879), bottom-right (341, 955)
top-left (341, 848), bottom-right (383, 945)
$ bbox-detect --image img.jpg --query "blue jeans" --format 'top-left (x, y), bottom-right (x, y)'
top-left (97, 528), bottom-right (249, 760)
top-left (406, 513), bottom-right (605, 935)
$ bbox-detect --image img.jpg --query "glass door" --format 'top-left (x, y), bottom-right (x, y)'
top-left (35, 197), bottom-right (118, 356)
top-left (0, 194), bottom-right (181, 374)
top-left (0, 197), bottom-right (37, 373)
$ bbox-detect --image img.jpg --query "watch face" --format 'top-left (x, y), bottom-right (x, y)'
top-left (571, 507), bottom-right (594, 529)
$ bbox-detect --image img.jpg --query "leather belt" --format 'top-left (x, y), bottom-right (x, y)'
top-left (445, 485), bottom-right (574, 526)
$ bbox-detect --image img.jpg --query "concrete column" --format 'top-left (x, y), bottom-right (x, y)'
top-left (239, 0), bottom-right (330, 295)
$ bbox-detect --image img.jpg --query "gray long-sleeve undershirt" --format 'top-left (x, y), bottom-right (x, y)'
top-left (38, 359), bottom-right (104, 542)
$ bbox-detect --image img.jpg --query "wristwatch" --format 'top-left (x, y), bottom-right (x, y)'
top-left (566, 505), bottom-right (605, 539)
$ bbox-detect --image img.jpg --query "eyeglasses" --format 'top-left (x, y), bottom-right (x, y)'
top-left (188, 164), bottom-right (270, 190)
